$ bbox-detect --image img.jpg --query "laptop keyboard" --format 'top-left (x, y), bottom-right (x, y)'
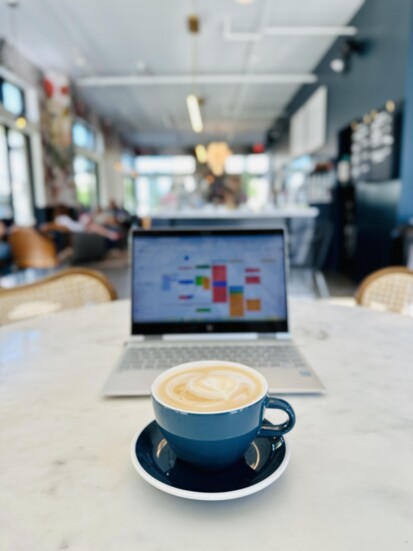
top-left (119, 343), bottom-right (307, 371)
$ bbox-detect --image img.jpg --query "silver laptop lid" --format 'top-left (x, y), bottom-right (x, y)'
top-left (131, 227), bottom-right (289, 336)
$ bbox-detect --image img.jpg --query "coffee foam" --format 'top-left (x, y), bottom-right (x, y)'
top-left (155, 364), bottom-right (265, 413)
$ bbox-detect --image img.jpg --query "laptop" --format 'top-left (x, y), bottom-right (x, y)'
top-left (102, 227), bottom-right (325, 396)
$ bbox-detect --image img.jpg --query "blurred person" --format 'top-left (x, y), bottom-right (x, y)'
top-left (54, 205), bottom-right (121, 241)
top-left (0, 221), bottom-right (12, 267)
top-left (107, 199), bottom-right (132, 228)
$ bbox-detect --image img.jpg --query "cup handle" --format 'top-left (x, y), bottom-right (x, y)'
top-left (258, 396), bottom-right (296, 437)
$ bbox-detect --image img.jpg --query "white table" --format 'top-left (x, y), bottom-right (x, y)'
top-left (1, 300), bottom-right (412, 550)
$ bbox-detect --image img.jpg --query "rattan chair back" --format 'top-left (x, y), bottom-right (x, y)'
top-left (9, 227), bottom-right (60, 269)
top-left (0, 268), bottom-right (117, 325)
top-left (355, 266), bottom-right (413, 316)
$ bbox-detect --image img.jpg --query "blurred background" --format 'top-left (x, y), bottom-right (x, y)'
top-left (0, 0), bottom-right (412, 300)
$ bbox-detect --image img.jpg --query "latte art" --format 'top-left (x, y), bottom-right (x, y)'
top-left (155, 364), bottom-right (265, 412)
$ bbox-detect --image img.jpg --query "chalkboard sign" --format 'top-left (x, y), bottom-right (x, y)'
top-left (350, 104), bottom-right (401, 182)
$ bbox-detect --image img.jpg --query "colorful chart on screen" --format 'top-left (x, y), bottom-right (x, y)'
top-left (132, 235), bottom-right (287, 323)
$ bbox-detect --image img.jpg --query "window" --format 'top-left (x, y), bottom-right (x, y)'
top-left (72, 119), bottom-right (101, 209)
top-left (0, 126), bottom-right (12, 219)
top-left (135, 155), bottom-right (195, 175)
top-left (73, 155), bottom-right (98, 209)
top-left (118, 153), bottom-right (138, 213)
top-left (0, 125), bottom-right (34, 225)
top-left (72, 121), bottom-right (96, 151)
top-left (0, 78), bottom-right (25, 117)
top-left (123, 176), bottom-right (136, 214)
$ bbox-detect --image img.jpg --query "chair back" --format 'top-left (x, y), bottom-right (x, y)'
top-left (355, 266), bottom-right (413, 316)
top-left (9, 227), bottom-right (59, 269)
top-left (0, 268), bottom-right (117, 325)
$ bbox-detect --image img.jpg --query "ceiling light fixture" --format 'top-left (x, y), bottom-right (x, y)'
top-left (206, 142), bottom-right (232, 176)
top-left (195, 144), bottom-right (207, 163)
top-left (186, 14), bottom-right (203, 134)
top-left (330, 58), bottom-right (346, 73)
top-left (330, 39), bottom-right (366, 74)
top-left (136, 60), bottom-right (147, 73)
top-left (236, 0), bottom-right (254, 5)
top-left (187, 94), bottom-right (203, 133)
top-left (15, 116), bottom-right (27, 129)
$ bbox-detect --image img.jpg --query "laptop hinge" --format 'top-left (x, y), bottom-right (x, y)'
top-left (163, 333), bottom-right (258, 341)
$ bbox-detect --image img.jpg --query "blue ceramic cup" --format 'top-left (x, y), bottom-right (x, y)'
top-left (152, 361), bottom-right (295, 470)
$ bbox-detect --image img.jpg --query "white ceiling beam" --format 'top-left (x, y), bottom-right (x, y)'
top-left (264, 26), bottom-right (357, 37)
top-left (78, 73), bottom-right (317, 88)
top-left (223, 17), bottom-right (357, 42)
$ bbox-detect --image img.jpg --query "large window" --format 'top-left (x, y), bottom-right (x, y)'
top-left (134, 155), bottom-right (196, 215)
top-left (0, 126), bottom-right (12, 219)
top-left (72, 119), bottom-right (101, 209)
top-left (121, 153), bottom-right (138, 213)
top-left (73, 155), bottom-right (98, 209)
top-left (72, 121), bottom-right (96, 151)
top-left (0, 125), bottom-right (34, 225)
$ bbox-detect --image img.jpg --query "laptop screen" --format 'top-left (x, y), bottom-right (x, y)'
top-left (131, 228), bottom-right (289, 334)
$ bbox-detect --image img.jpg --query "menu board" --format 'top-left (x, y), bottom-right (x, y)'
top-left (351, 107), bottom-right (400, 182)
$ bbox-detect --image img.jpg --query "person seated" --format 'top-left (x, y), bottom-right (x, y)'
top-left (107, 199), bottom-right (132, 229)
top-left (53, 205), bottom-right (121, 242)
top-left (92, 206), bottom-right (118, 227)
top-left (0, 221), bottom-right (12, 273)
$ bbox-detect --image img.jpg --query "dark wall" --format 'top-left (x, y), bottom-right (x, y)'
top-left (279, 0), bottom-right (412, 157)
top-left (399, 3), bottom-right (413, 223)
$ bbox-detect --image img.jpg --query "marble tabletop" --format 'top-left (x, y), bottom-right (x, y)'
top-left (1, 299), bottom-right (412, 551)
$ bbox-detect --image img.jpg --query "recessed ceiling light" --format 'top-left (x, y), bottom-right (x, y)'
top-left (236, 0), bottom-right (254, 4)
top-left (136, 60), bottom-right (147, 73)
top-left (75, 56), bottom-right (87, 67)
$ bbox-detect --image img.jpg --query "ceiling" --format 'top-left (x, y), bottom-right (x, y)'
top-left (0, 0), bottom-right (364, 149)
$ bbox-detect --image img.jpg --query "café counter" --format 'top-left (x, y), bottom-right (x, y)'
top-left (149, 206), bottom-right (319, 227)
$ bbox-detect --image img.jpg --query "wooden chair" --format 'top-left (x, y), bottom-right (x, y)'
top-left (8, 227), bottom-right (72, 269)
top-left (0, 268), bottom-right (117, 325)
top-left (355, 266), bottom-right (413, 316)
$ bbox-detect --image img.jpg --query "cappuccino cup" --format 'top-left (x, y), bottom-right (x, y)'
top-left (151, 360), bottom-right (295, 470)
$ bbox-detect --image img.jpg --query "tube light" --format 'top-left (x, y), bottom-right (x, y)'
top-left (186, 94), bottom-right (203, 133)
top-left (195, 144), bottom-right (207, 163)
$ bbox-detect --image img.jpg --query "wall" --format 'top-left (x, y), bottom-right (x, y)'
top-left (277, 0), bottom-right (412, 158)
top-left (399, 2), bottom-right (413, 223)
